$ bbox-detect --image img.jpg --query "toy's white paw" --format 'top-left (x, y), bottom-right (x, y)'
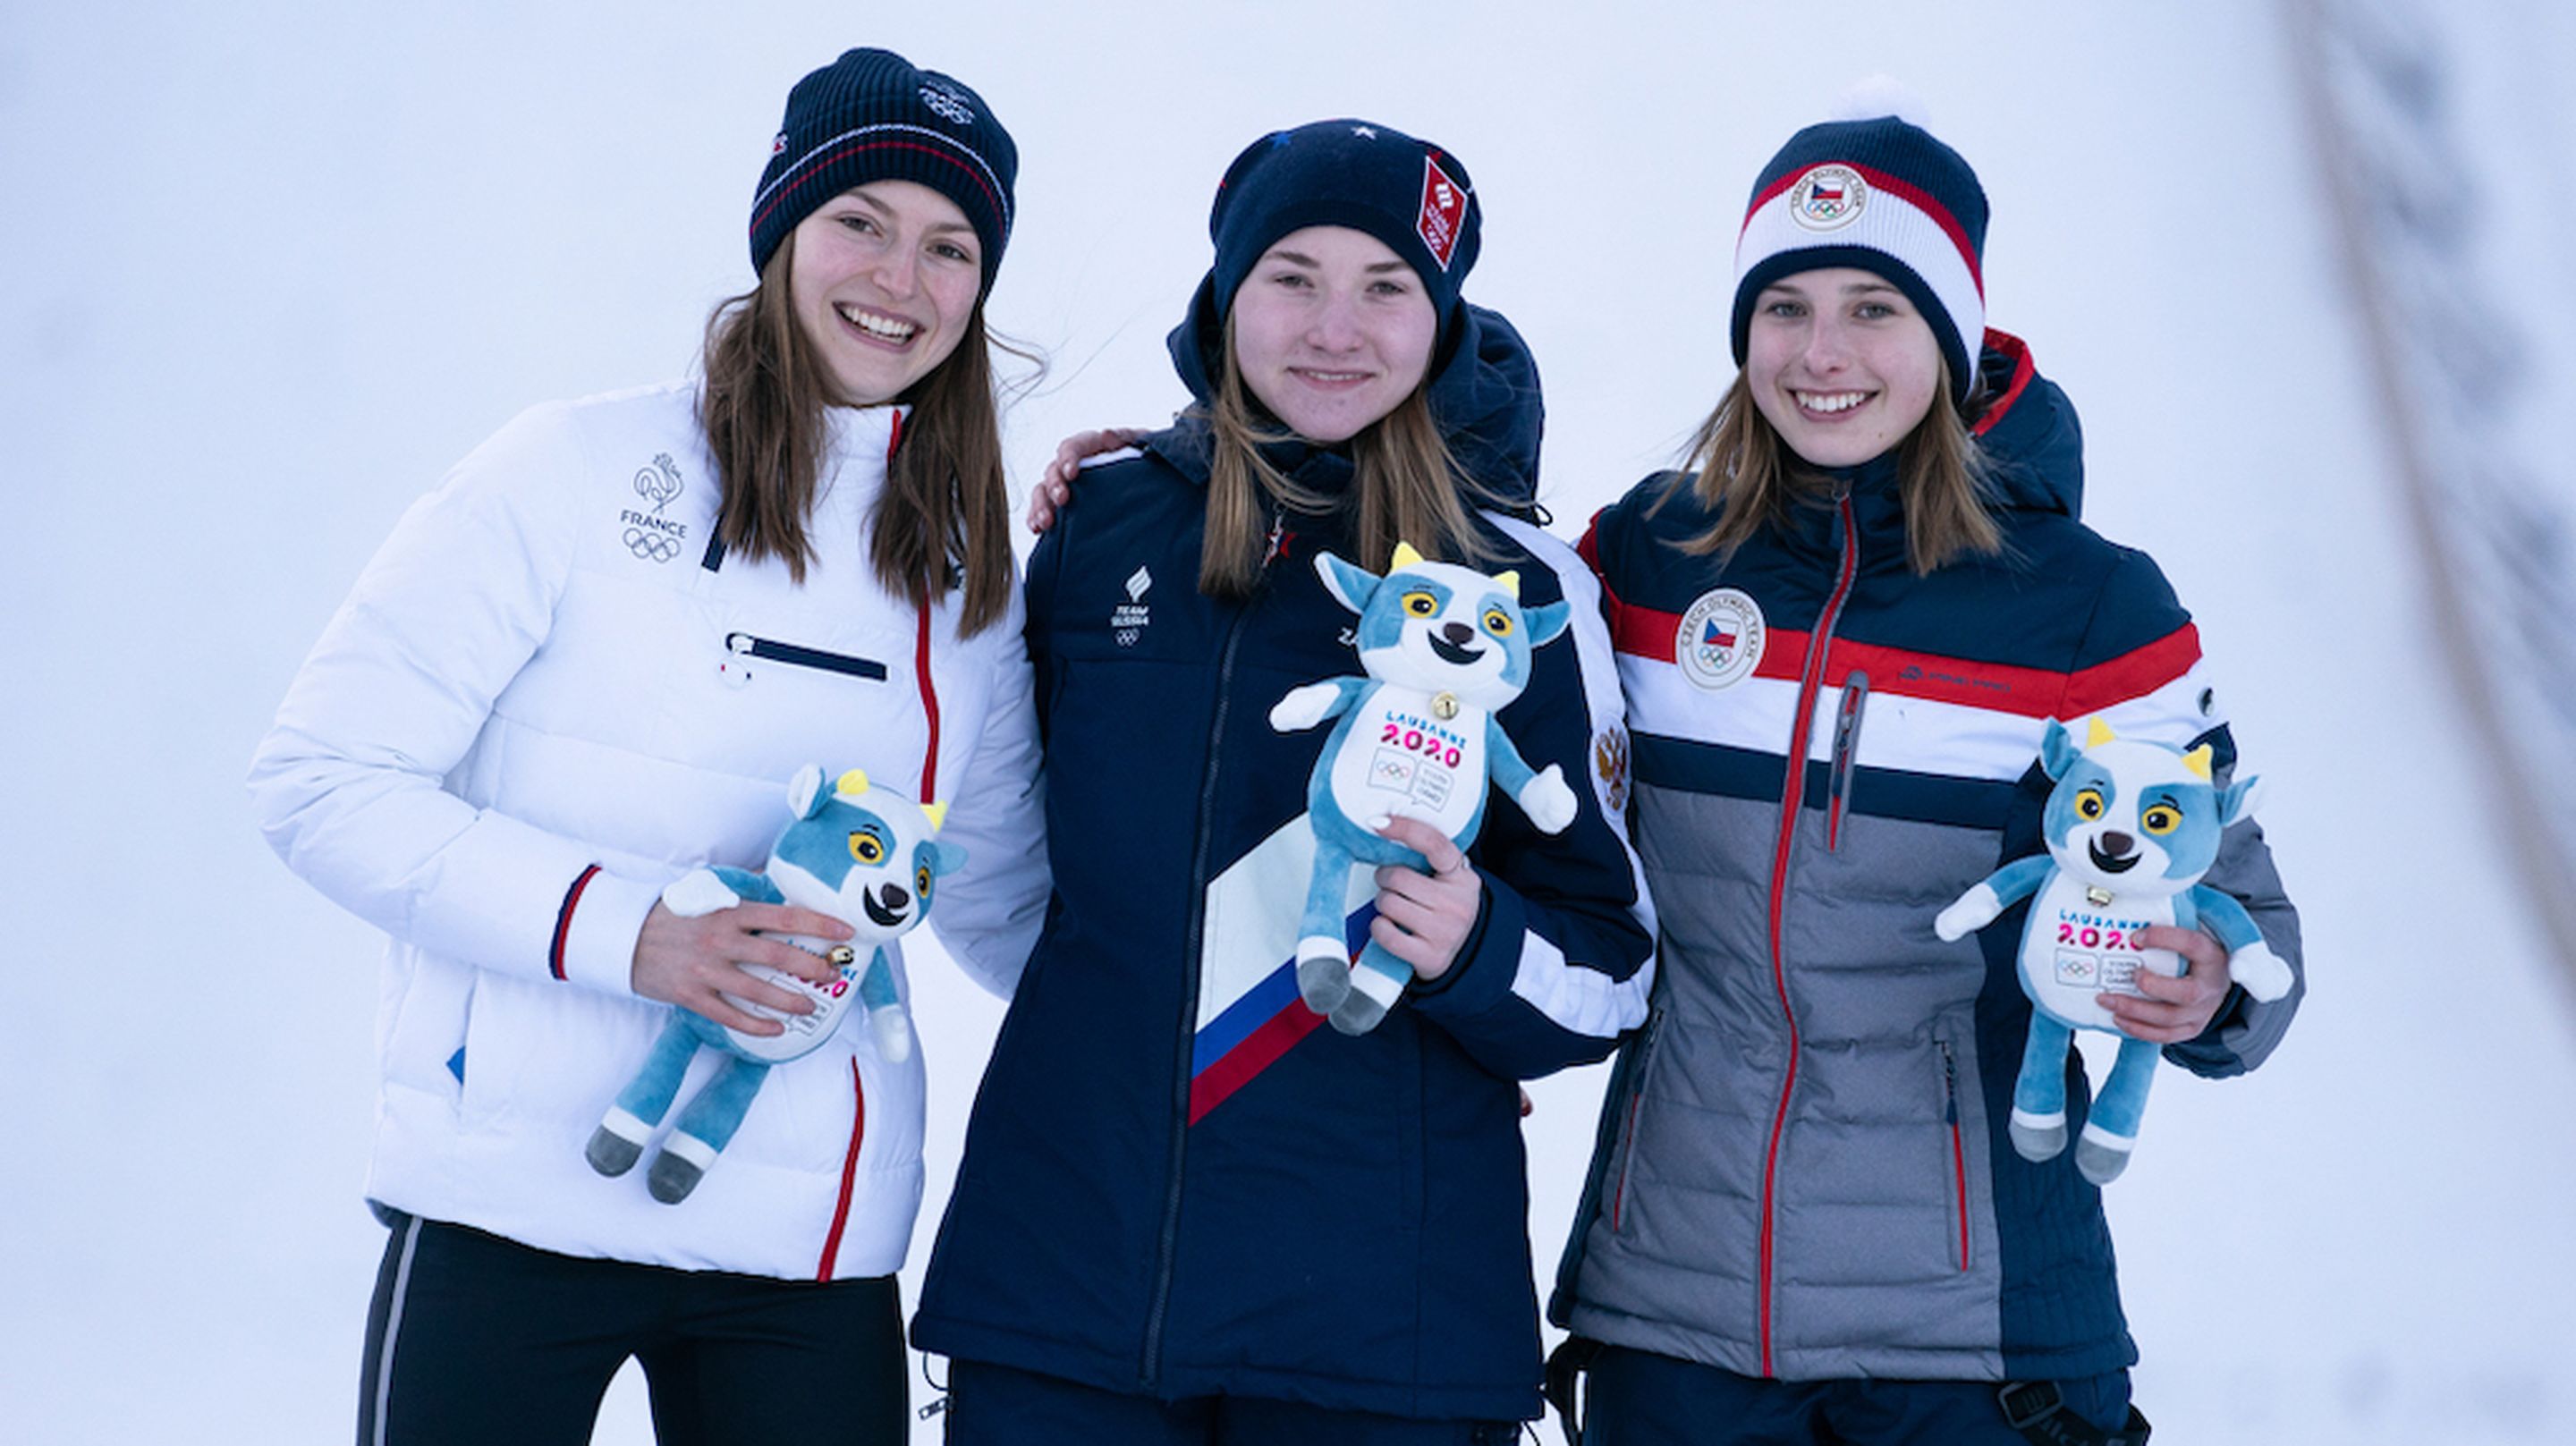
top-left (2228, 940), bottom-right (2294, 1003)
top-left (1269, 682), bottom-right (1339, 732)
top-left (662, 868), bottom-right (738, 918)
top-left (1521, 765), bottom-right (1578, 834)
top-left (1934, 886), bottom-right (2000, 942)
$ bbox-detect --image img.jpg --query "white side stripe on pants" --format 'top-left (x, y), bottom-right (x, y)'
top-left (373, 1213), bottom-right (423, 1446)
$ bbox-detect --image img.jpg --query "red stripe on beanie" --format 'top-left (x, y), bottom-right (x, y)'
top-left (1845, 161), bottom-right (1982, 296)
top-left (748, 140), bottom-right (1006, 244)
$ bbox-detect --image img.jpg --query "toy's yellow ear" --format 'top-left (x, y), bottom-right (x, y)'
top-left (922, 800), bottom-right (949, 832)
top-left (2086, 717), bottom-right (2116, 749)
top-left (2182, 745), bottom-right (2213, 781)
top-left (835, 768), bottom-right (869, 797)
top-left (1390, 541), bottom-right (1426, 571)
top-left (1494, 570), bottom-right (1521, 599)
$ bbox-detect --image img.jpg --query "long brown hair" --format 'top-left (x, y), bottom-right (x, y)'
top-left (1197, 316), bottom-right (1503, 599)
top-left (1678, 363), bottom-right (2000, 576)
top-left (697, 233), bottom-right (1015, 636)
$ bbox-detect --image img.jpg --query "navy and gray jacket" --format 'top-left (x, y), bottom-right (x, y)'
top-left (914, 296), bottom-right (1657, 1421)
top-left (1552, 333), bottom-right (2304, 1383)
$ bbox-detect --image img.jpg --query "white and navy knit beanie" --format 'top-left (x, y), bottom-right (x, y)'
top-left (1208, 119), bottom-right (1482, 336)
top-left (747, 47), bottom-right (1018, 294)
top-left (1730, 108), bottom-right (1988, 404)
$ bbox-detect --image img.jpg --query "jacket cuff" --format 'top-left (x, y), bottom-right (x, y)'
top-left (551, 867), bottom-right (659, 998)
top-left (1406, 875), bottom-right (1496, 1001)
top-left (1410, 875), bottom-right (1528, 1020)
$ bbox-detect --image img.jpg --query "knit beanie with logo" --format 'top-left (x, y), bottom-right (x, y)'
top-left (1207, 119), bottom-right (1482, 337)
top-left (1731, 109), bottom-right (1988, 404)
top-left (747, 47), bottom-right (1018, 295)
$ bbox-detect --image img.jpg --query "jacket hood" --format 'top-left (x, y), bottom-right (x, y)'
top-left (1146, 272), bottom-right (1545, 516)
top-left (1968, 328), bottom-right (2082, 518)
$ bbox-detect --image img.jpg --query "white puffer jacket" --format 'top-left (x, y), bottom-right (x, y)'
top-left (249, 382), bottom-right (1047, 1280)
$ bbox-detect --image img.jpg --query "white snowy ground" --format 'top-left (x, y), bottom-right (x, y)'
top-left (4, 3), bottom-right (2572, 1442)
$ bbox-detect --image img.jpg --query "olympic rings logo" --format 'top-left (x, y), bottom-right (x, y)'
top-left (625, 528), bottom-right (682, 563)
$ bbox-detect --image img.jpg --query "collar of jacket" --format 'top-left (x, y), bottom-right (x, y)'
top-left (1140, 272), bottom-right (1545, 520)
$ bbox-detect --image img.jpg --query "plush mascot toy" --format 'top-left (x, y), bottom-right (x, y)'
top-left (585, 765), bottom-right (962, 1204)
top-left (1934, 718), bottom-right (2292, 1183)
top-left (1270, 543), bottom-right (1579, 1036)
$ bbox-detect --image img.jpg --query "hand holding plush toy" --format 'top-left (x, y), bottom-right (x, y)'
top-left (1934, 717), bottom-right (2292, 1183)
top-left (1271, 544), bottom-right (1577, 1036)
top-left (586, 765), bottom-right (962, 1204)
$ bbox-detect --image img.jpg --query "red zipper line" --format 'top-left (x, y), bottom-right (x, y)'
top-left (814, 1058), bottom-right (868, 1279)
top-left (818, 409), bottom-right (908, 1280)
top-left (1757, 495), bottom-right (1860, 1376)
top-left (1951, 1119), bottom-right (1971, 1272)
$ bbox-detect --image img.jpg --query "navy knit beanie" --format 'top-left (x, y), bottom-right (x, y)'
top-left (747, 47), bottom-right (1018, 294)
top-left (1207, 119), bottom-right (1481, 334)
top-left (1731, 113), bottom-right (1988, 404)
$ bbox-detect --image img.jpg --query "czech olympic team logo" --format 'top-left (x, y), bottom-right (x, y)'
top-left (1789, 164), bottom-right (1867, 232)
top-left (1675, 588), bottom-right (1765, 689)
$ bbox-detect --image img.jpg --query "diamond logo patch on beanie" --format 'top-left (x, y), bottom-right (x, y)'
top-left (1789, 165), bottom-right (1868, 231)
top-left (1418, 155), bottom-right (1469, 270)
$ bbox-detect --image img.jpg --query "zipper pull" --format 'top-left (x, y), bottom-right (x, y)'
top-left (1941, 1043), bottom-right (1960, 1125)
top-left (1260, 507), bottom-right (1286, 568)
top-left (1826, 672), bottom-right (1868, 851)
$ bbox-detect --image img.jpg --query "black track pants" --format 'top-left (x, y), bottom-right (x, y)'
top-left (357, 1209), bottom-right (906, 1446)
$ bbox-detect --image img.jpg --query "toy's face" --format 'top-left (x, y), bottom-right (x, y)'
top-left (2042, 740), bottom-right (2225, 897)
top-left (1355, 558), bottom-right (1534, 710)
top-left (773, 783), bottom-right (957, 943)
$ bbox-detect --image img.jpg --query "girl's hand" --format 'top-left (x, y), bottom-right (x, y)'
top-left (1368, 814), bottom-right (1483, 983)
top-left (1026, 427), bottom-right (1146, 532)
top-left (2100, 924), bottom-right (2234, 1044)
top-left (630, 900), bottom-right (853, 1036)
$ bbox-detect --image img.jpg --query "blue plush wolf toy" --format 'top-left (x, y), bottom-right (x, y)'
top-left (1270, 543), bottom-right (1579, 1036)
top-left (585, 765), bottom-right (962, 1204)
top-left (1933, 717), bottom-right (2292, 1183)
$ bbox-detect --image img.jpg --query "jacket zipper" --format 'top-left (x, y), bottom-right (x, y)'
top-left (724, 631), bottom-right (890, 681)
top-left (1941, 1041), bottom-right (1970, 1273)
top-left (1825, 671), bottom-right (1869, 852)
top-left (813, 1059), bottom-right (868, 1280)
top-left (1140, 581), bottom-right (1263, 1389)
top-left (1756, 490), bottom-right (1860, 1376)
top-left (1607, 1007), bottom-right (1665, 1234)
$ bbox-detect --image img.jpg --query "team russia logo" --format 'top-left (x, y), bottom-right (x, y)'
top-left (1417, 155), bottom-right (1468, 270)
top-left (1788, 164), bottom-right (1867, 232)
top-left (1676, 588), bottom-right (1765, 689)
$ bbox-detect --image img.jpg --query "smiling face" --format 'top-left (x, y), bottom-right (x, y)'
top-left (1742, 266), bottom-right (1945, 469)
top-left (1228, 225), bottom-right (1438, 444)
top-left (785, 180), bottom-right (983, 407)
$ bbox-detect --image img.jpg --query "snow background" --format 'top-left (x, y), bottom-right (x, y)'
top-left (5, 2), bottom-right (2573, 1441)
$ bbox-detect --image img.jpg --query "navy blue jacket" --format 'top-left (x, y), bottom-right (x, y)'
top-left (915, 298), bottom-right (1656, 1420)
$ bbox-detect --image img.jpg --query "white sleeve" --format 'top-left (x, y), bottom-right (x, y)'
top-left (919, 579), bottom-right (1049, 1001)
top-left (245, 402), bottom-right (661, 994)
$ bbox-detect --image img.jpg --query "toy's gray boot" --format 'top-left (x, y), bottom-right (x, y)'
top-left (2075, 1130), bottom-right (2136, 1185)
top-left (2010, 1013), bottom-right (2075, 1162)
top-left (1328, 944), bottom-right (1410, 1036)
top-left (648, 1143), bottom-right (710, 1205)
top-left (586, 1125), bottom-right (646, 1178)
top-left (1299, 951), bottom-right (1354, 1015)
